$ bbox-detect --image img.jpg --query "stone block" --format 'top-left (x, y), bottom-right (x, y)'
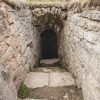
top-left (49, 72), bottom-right (75, 87)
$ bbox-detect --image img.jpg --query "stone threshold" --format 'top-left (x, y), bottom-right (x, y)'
top-left (24, 71), bottom-right (75, 89)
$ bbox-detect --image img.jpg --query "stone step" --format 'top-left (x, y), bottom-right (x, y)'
top-left (33, 66), bottom-right (67, 72)
top-left (40, 59), bottom-right (59, 65)
top-left (39, 59), bottom-right (59, 67)
top-left (19, 86), bottom-right (83, 100)
top-left (24, 72), bottom-right (75, 89)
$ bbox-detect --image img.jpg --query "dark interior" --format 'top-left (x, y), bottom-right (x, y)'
top-left (40, 29), bottom-right (58, 59)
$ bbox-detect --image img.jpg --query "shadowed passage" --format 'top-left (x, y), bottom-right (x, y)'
top-left (40, 29), bottom-right (58, 59)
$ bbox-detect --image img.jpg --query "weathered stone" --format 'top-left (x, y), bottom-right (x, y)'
top-left (34, 67), bottom-right (66, 72)
top-left (0, 10), bottom-right (4, 20)
top-left (60, 12), bottom-right (100, 100)
top-left (24, 71), bottom-right (75, 89)
top-left (63, 93), bottom-right (69, 100)
top-left (80, 10), bottom-right (100, 21)
top-left (49, 72), bottom-right (75, 87)
top-left (83, 31), bottom-right (98, 43)
top-left (40, 59), bottom-right (59, 65)
top-left (0, 71), bottom-right (17, 100)
top-left (24, 72), bottom-right (49, 88)
top-left (0, 1), bottom-right (100, 100)
top-left (6, 12), bottom-right (14, 24)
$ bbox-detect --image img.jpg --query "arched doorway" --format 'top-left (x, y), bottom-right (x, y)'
top-left (40, 29), bottom-right (58, 59)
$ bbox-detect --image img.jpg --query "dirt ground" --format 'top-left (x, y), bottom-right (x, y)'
top-left (27, 85), bottom-right (84, 100)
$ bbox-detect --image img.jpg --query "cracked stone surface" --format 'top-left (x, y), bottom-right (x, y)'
top-left (24, 70), bottom-right (75, 89)
top-left (24, 72), bottom-right (49, 89)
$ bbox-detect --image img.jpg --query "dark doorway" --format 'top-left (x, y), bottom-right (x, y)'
top-left (40, 29), bottom-right (58, 59)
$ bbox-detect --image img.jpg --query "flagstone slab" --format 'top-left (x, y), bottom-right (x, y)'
top-left (49, 72), bottom-right (75, 87)
top-left (24, 72), bottom-right (49, 88)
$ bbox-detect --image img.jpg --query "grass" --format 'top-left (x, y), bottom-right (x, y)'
top-left (28, 0), bottom-right (67, 3)
top-left (3, 0), bottom-right (91, 8)
top-left (4, 0), bottom-right (69, 6)
top-left (18, 83), bottom-right (30, 99)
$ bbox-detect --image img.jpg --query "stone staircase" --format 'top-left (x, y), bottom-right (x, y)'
top-left (20, 59), bottom-right (83, 100)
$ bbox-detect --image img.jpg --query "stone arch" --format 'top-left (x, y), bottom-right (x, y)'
top-left (32, 9), bottom-right (66, 61)
top-left (32, 7), bottom-right (66, 34)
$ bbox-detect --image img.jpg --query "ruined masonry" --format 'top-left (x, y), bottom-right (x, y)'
top-left (0, 0), bottom-right (100, 100)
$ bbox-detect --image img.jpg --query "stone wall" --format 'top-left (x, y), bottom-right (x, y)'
top-left (0, 0), bottom-right (100, 100)
top-left (60, 10), bottom-right (100, 100)
top-left (0, 2), bottom-right (40, 100)
top-left (0, 2), bottom-right (67, 99)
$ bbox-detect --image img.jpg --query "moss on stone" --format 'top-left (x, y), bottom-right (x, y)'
top-left (18, 83), bottom-right (30, 99)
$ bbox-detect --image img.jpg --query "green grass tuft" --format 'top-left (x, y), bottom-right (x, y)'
top-left (18, 83), bottom-right (30, 99)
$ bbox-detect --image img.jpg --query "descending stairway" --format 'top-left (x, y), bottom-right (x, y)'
top-left (19, 59), bottom-right (84, 100)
